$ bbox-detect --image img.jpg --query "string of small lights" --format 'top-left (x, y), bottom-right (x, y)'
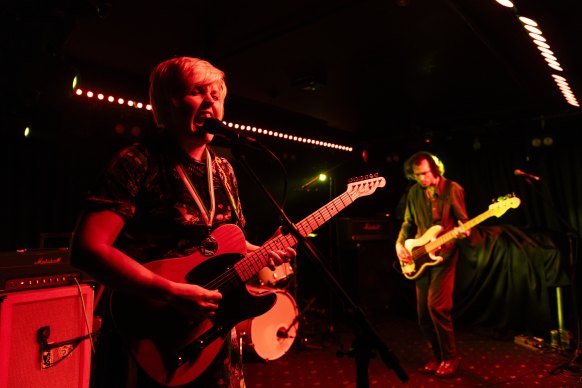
top-left (495, 1), bottom-right (580, 107)
top-left (73, 87), bottom-right (353, 152)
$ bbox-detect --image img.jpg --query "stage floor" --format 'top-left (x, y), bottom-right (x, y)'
top-left (241, 313), bottom-right (581, 387)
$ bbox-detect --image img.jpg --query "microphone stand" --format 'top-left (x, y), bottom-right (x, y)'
top-left (227, 136), bottom-right (409, 385)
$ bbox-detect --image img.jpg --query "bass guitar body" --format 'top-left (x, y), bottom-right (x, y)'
top-left (399, 195), bottom-right (521, 280)
top-left (401, 225), bottom-right (445, 280)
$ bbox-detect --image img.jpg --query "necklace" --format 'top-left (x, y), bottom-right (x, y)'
top-left (176, 148), bottom-right (219, 256)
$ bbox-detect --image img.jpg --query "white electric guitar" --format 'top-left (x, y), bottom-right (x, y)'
top-left (399, 194), bottom-right (520, 280)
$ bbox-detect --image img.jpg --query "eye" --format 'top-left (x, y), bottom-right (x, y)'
top-left (190, 86), bottom-right (204, 96)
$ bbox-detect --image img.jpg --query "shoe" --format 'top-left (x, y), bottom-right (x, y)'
top-left (421, 360), bottom-right (440, 374)
top-left (435, 356), bottom-right (461, 378)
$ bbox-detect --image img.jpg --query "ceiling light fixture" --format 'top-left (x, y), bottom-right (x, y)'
top-left (512, 12), bottom-right (580, 107)
top-left (495, 0), bottom-right (514, 8)
top-left (532, 39), bottom-right (550, 49)
top-left (528, 33), bottom-right (546, 42)
top-left (523, 25), bottom-right (542, 35)
top-left (540, 52), bottom-right (558, 61)
top-left (536, 47), bottom-right (554, 55)
top-left (495, 4), bottom-right (580, 107)
top-left (518, 17), bottom-right (537, 26)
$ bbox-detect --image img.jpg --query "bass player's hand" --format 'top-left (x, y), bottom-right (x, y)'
top-left (395, 242), bottom-right (412, 263)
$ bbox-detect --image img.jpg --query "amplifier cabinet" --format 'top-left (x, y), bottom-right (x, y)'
top-left (0, 248), bottom-right (93, 293)
top-left (337, 217), bottom-right (393, 242)
top-left (0, 284), bottom-right (94, 388)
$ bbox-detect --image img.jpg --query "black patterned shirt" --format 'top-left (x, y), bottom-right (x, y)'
top-left (84, 136), bottom-right (246, 263)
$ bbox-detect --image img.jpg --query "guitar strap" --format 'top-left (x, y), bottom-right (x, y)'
top-left (440, 179), bottom-right (456, 257)
top-left (211, 149), bottom-right (245, 227)
top-left (429, 178), bottom-right (452, 225)
top-left (174, 146), bottom-right (244, 229)
top-left (441, 178), bottom-right (452, 222)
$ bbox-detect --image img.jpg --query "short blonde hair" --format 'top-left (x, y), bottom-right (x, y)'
top-left (149, 57), bottom-right (227, 128)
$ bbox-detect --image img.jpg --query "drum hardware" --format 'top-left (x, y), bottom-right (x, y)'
top-left (290, 296), bottom-right (327, 350)
top-left (276, 297), bottom-right (310, 339)
top-left (257, 261), bottom-right (295, 288)
top-left (248, 255), bottom-right (329, 354)
top-left (236, 286), bottom-right (299, 361)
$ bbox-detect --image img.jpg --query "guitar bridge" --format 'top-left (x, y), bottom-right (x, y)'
top-left (175, 324), bottom-right (227, 367)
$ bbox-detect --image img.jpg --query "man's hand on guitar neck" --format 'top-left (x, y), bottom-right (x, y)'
top-left (451, 220), bottom-right (470, 240)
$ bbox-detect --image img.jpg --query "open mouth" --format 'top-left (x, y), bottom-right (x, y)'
top-left (194, 110), bottom-right (214, 128)
top-left (194, 116), bottom-right (211, 127)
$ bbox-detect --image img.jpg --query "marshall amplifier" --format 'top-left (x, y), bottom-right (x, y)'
top-left (0, 284), bottom-right (94, 388)
top-left (0, 248), bottom-right (93, 292)
top-left (337, 216), bottom-right (393, 242)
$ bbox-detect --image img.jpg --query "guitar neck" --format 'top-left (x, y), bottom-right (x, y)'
top-left (425, 209), bottom-right (492, 252)
top-left (235, 190), bottom-right (355, 282)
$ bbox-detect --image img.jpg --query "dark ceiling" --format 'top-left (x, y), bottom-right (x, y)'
top-left (3, 0), bottom-right (582, 143)
top-left (2, 0), bottom-right (582, 251)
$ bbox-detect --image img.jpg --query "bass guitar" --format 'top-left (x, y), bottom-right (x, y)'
top-left (110, 175), bottom-right (386, 386)
top-left (399, 194), bottom-right (520, 280)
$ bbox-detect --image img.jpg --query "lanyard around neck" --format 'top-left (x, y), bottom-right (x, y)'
top-left (176, 148), bottom-right (215, 229)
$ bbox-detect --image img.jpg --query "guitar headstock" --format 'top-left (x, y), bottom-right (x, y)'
top-left (488, 194), bottom-right (521, 217)
top-left (346, 174), bottom-right (386, 198)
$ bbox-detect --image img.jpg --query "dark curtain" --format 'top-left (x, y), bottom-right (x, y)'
top-left (454, 224), bottom-right (571, 336)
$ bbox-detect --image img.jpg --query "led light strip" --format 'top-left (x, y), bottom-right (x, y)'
top-left (74, 88), bottom-right (152, 111)
top-left (218, 121), bottom-right (353, 152)
top-left (518, 16), bottom-right (579, 107)
top-left (495, 1), bottom-right (579, 107)
top-left (73, 87), bottom-right (353, 152)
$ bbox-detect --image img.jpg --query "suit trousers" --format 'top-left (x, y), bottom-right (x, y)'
top-left (415, 251), bottom-right (458, 361)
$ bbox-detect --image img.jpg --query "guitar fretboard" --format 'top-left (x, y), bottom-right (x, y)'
top-left (234, 177), bottom-right (386, 281)
top-left (236, 191), bottom-right (354, 281)
top-left (414, 210), bottom-right (493, 259)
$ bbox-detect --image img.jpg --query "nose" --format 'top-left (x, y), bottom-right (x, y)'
top-left (199, 93), bottom-right (215, 108)
top-left (202, 89), bottom-right (219, 102)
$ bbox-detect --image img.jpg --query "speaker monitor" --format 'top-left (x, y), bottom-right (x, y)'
top-left (338, 240), bottom-right (398, 316)
top-left (0, 284), bottom-right (94, 388)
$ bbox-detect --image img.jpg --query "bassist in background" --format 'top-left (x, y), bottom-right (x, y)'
top-left (70, 57), bottom-right (295, 387)
top-left (394, 151), bottom-right (470, 378)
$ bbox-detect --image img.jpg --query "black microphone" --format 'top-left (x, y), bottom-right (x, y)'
top-left (203, 118), bottom-right (256, 142)
top-left (514, 169), bottom-right (540, 181)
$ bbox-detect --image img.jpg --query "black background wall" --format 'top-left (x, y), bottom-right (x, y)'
top-left (1, 90), bottom-right (581, 338)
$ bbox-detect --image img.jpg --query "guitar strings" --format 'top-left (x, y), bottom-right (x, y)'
top-left (201, 189), bottom-right (355, 292)
top-left (202, 233), bottom-right (297, 291)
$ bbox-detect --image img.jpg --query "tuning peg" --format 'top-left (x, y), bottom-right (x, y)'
top-left (496, 194), bottom-right (508, 202)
